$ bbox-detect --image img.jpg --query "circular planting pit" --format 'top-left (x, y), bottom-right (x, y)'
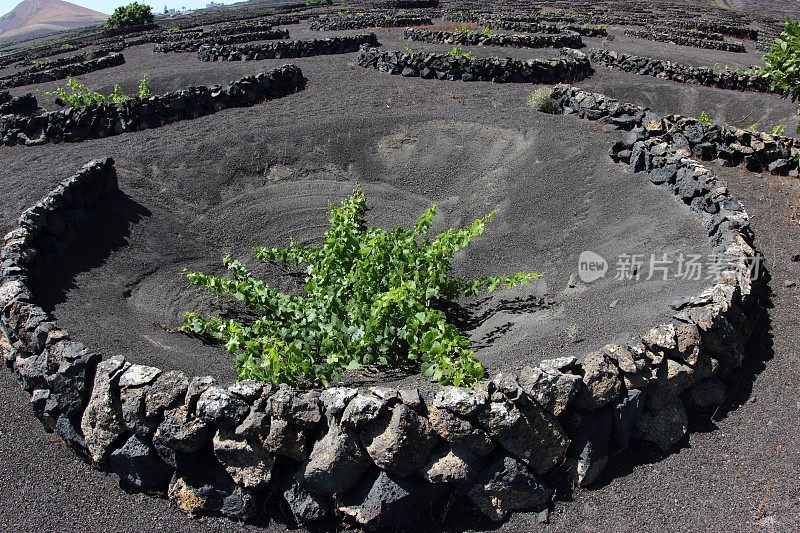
top-left (39, 115), bottom-right (710, 386)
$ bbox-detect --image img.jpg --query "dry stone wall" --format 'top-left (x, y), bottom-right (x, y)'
top-left (0, 88), bottom-right (762, 528)
top-left (0, 53), bottom-right (125, 91)
top-left (0, 92), bottom-right (37, 115)
top-left (588, 49), bottom-right (779, 95)
top-left (357, 46), bottom-right (593, 83)
top-left (154, 30), bottom-right (290, 53)
top-left (0, 65), bottom-right (306, 147)
top-left (197, 34), bottom-right (380, 62)
top-left (403, 27), bottom-right (584, 49)
top-left (309, 14), bottom-right (432, 31)
top-left (622, 29), bottom-right (746, 53)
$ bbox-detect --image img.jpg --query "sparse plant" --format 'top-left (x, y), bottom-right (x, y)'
top-left (699, 111), bottom-right (713, 125)
top-left (454, 24), bottom-right (473, 35)
top-left (446, 45), bottom-right (476, 60)
top-left (481, 27), bottom-right (494, 38)
top-left (108, 84), bottom-right (128, 104)
top-left (768, 123), bottom-right (787, 136)
top-left (305, 0), bottom-right (332, 6)
top-left (138, 75), bottom-right (153, 99)
top-left (181, 189), bottom-right (542, 387)
top-left (528, 87), bottom-right (558, 113)
top-left (763, 19), bottom-right (800, 135)
top-left (45, 78), bottom-right (108, 108)
top-left (746, 123), bottom-right (759, 132)
top-left (105, 2), bottom-right (155, 30)
top-left (165, 26), bottom-right (181, 34)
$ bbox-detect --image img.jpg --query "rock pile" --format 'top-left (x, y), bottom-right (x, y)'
top-left (357, 46), bottom-right (593, 83)
top-left (0, 92), bottom-right (38, 115)
top-left (0, 65), bottom-right (306, 147)
top-left (197, 34), bottom-right (380, 62)
top-left (487, 20), bottom-right (609, 37)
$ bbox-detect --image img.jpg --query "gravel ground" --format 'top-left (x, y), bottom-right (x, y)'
top-left (1, 7), bottom-right (799, 532)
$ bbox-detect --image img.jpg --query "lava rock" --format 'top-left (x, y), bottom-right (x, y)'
top-left (213, 429), bottom-right (274, 489)
top-left (109, 434), bottom-right (172, 492)
top-left (467, 456), bottom-right (550, 522)
top-left (81, 357), bottom-right (130, 464)
top-left (636, 398), bottom-right (688, 451)
top-left (299, 421), bottom-right (371, 496)
top-left (196, 385), bottom-right (249, 428)
top-left (360, 403), bottom-right (438, 475)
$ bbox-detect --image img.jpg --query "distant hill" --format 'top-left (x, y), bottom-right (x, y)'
top-left (0, 0), bottom-right (107, 41)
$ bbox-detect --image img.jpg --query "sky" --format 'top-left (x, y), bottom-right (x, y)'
top-left (0, 0), bottom-right (244, 16)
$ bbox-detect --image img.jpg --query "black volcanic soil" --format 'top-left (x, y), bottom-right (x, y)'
top-left (0, 6), bottom-right (799, 533)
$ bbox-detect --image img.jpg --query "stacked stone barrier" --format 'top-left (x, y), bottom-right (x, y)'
top-left (403, 27), bottom-right (584, 49)
top-left (197, 34), bottom-right (380, 62)
top-left (486, 20), bottom-right (609, 37)
top-left (309, 14), bottom-right (433, 31)
top-left (0, 93), bottom-right (763, 528)
top-left (204, 21), bottom-right (275, 36)
top-left (154, 30), bottom-right (290, 53)
top-left (0, 65), bottom-right (306, 147)
top-left (0, 54), bottom-right (126, 91)
top-left (674, 20), bottom-right (757, 41)
top-left (546, 83), bottom-right (798, 176)
top-left (357, 46), bottom-right (593, 83)
top-left (588, 49), bottom-right (780, 96)
top-left (623, 29), bottom-right (746, 53)
top-left (0, 92), bottom-right (38, 115)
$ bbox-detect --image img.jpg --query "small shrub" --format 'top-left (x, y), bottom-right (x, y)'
top-left (699, 111), bottom-right (713, 125)
top-left (105, 2), bottom-right (155, 30)
top-left (481, 27), bottom-right (494, 38)
top-left (528, 87), bottom-right (559, 113)
top-left (181, 189), bottom-right (542, 387)
top-left (165, 26), bottom-right (181, 34)
top-left (138, 75), bottom-right (153, 99)
top-left (454, 24), bottom-right (473, 35)
top-left (305, 0), bottom-right (332, 6)
top-left (446, 45), bottom-right (476, 60)
top-left (45, 78), bottom-right (108, 108)
top-left (768, 123), bottom-right (786, 136)
top-left (746, 123), bottom-right (759, 132)
top-left (763, 19), bottom-right (800, 135)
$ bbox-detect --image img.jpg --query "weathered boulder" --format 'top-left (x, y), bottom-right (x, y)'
top-left (196, 385), bottom-right (248, 428)
top-left (360, 404), bottom-right (438, 475)
top-left (612, 389), bottom-right (646, 449)
top-left (283, 478), bottom-right (332, 524)
top-left (518, 364), bottom-right (581, 416)
top-left (637, 398), bottom-right (688, 451)
top-left (421, 445), bottom-right (483, 483)
top-left (574, 351), bottom-right (622, 409)
top-left (109, 434), bottom-right (172, 492)
top-left (477, 396), bottom-right (569, 475)
top-left (213, 429), bottom-right (274, 489)
top-left (338, 470), bottom-right (450, 529)
top-left (81, 357), bottom-right (129, 464)
top-left (299, 422), bottom-right (371, 496)
top-left (153, 405), bottom-right (210, 453)
top-left (467, 456), bottom-right (550, 522)
top-left (562, 407), bottom-right (612, 486)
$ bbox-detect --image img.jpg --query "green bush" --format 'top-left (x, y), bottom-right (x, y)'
top-left (763, 19), bottom-right (800, 139)
top-left (138, 75), bottom-right (153, 99)
top-left (768, 123), bottom-right (786, 136)
top-left (105, 2), bottom-right (154, 30)
top-left (46, 76), bottom-right (153, 107)
top-left (446, 45), bottom-right (476, 60)
top-left (528, 87), bottom-right (559, 113)
top-left (699, 111), bottom-right (713, 125)
top-left (182, 190), bottom-right (542, 387)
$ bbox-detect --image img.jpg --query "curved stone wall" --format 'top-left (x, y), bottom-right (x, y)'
top-left (0, 92), bottom-right (37, 115)
top-left (0, 89), bottom-right (761, 528)
top-left (357, 46), bottom-right (593, 83)
top-left (0, 65), bottom-right (306, 147)
top-left (588, 49), bottom-right (779, 95)
top-left (403, 27), bottom-right (584, 49)
top-left (487, 20), bottom-right (609, 37)
top-left (154, 30), bottom-right (290, 53)
top-left (622, 29), bottom-right (746, 53)
top-left (197, 34), bottom-right (380, 62)
top-left (309, 14), bottom-right (432, 31)
top-left (0, 53), bottom-right (125, 91)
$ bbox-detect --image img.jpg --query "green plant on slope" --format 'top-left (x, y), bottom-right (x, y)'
top-left (105, 2), bottom-right (155, 30)
top-left (768, 123), bottom-right (787, 136)
top-left (699, 111), bottom-right (713, 125)
top-left (446, 45), bottom-right (476, 60)
top-left (181, 190), bottom-right (542, 387)
top-left (481, 27), bottom-right (494, 38)
top-left (763, 18), bottom-right (800, 138)
top-left (528, 87), bottom-right (559, 113)
top-left (138, 75), bottom-right (153, 99)
top-left (45, 78), bottom-right (107, 107)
